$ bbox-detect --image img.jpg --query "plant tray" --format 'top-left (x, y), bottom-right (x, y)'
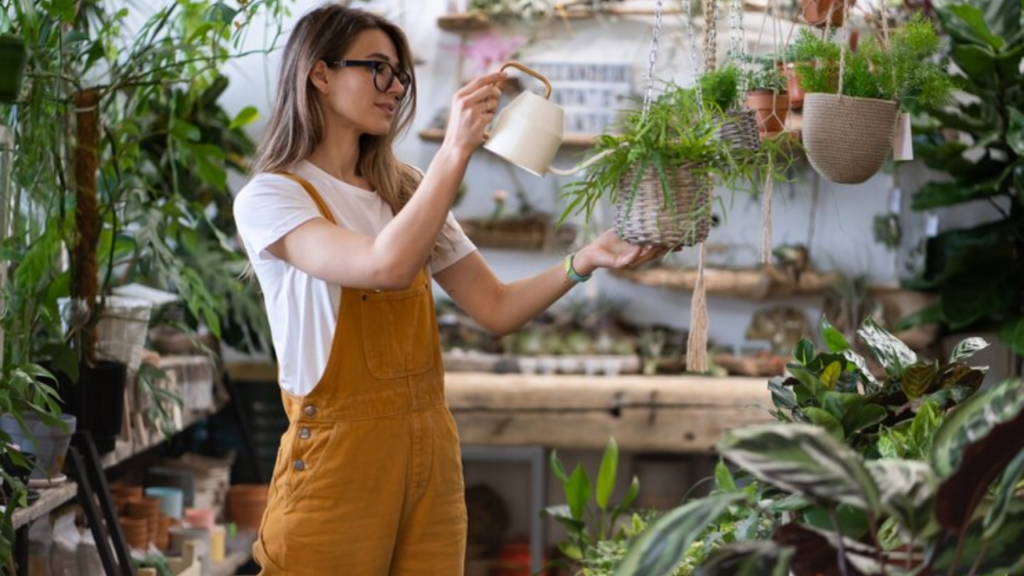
top-left (713, 353), bottom-right (787, 377)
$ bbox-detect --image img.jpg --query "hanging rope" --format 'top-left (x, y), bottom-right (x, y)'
top-left (684, 0), bottom-right (703, 108)
top-left (703, 0), bottom-right (718, 72)
top-left (686, 242), bottom-right (709, 372)
top-left (729, 0), bottom-right (747, 93)
top-left (641, 0), bottom-right (665, 118)
top-left (759, 156), bottom-right (774, 264)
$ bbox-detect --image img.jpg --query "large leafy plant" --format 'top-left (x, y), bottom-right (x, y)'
top-left (618, 376), bottom-right (1024, 576)
top-left (792, 14), bottom-right (952, 110)
top-left (901, 0), bottom-right (1024, 357)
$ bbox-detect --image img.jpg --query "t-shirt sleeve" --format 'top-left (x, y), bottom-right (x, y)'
top-left (233, 174), bottom-right (325, 262)
top-left (429, 211), bottom-right (477, 275)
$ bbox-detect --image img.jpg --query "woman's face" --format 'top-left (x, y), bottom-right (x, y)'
top-left (321, 29), bottom-right (408, 137)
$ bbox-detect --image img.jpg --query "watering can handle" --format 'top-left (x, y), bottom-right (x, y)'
top-left (499, 61), bottom-right (552, 99)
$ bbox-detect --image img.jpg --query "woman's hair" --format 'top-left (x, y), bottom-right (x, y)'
top-left (250, 4), bottom-right (453, 268)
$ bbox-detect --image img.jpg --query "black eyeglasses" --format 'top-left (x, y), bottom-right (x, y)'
top-left (327, 60), bottom-right (411, 95)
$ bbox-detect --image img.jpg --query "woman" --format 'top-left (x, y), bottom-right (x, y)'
top-left (233, 5), bottom-right (666, 575)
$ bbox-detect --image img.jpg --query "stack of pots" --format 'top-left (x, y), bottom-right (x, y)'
top-left (228, 484), bottom-right (270, 531)
top-left (120, 517), bottom-right (149, 551)
top-left (126, 496), bottom-right (161, 548)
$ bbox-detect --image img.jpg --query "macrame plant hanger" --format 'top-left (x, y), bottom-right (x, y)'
top-left (685, 0), bottom-right (711, 372)
top-left (751, 0), bottom-right (787, 264)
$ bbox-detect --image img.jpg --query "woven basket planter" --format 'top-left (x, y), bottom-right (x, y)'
top-left (613, 163), bottom-right (712, 248)
top-left (802, 93), bottom-right (898, 184)
top-left (716, 109), bottom-right (761, 152)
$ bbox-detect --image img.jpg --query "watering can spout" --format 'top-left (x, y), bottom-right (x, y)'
top-left (545, 149), bottom-right (613, 176)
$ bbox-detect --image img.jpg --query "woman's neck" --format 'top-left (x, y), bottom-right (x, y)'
top-left (307, 117), bottom-right (363, 185)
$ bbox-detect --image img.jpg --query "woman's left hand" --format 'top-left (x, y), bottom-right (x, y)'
top-left (572, 230), bottom-right (670, 277)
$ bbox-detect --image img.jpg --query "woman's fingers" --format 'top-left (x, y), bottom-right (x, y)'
top-left (457, 71), bottom-right (506, 96)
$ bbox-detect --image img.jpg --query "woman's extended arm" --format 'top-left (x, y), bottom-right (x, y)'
top-left (265, 72), bottom-right (504, 290)
top-left (434, 231), bottom-right (668, 335)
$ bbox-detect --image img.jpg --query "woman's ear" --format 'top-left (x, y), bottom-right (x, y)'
top-left (309, 60), bottom-right (330, 95)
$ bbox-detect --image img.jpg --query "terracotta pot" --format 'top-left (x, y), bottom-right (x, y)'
top-left (780, 63), bottom-right (805, 109)
top-left (746, 90), bottom-right (790, 138)
top-left (801, 0), bottom-right (856, 27)
top-left (120, 517), bottom-right (149, 551)
top-left (228, 484), bottom-right (269, 531)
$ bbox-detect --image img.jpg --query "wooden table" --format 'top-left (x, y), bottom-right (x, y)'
top-left (445, 373), bottom-right (773, 453)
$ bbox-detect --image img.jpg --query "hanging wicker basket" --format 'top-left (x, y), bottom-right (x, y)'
top-left (716, 109), bottom-right (761, 152)
top-left (613, 162), bottom-right (712, 248)
top-left (802, 93), bottom-right (898, 184)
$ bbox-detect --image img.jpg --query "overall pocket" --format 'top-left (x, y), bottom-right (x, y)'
top-left (284, 422), bottom-right (340, 503)
top-left (360, 281), bottom-right (436, 380)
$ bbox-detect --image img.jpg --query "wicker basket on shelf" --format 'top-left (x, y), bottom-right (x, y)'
top-left (613, 162), bottom-right (713, 248)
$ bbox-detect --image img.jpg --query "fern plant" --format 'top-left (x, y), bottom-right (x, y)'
top-left (791, 14), bottom-right (952, 110)
top-left (558, 84), bottom-right (729, 229)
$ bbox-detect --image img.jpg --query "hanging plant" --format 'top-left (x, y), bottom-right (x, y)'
top-left (558, 84), bottom-right (727, 249)
top-left (700, 64), bottom-right (761, 152)
top-left (793, 13), bottom-right (952, 183)
top-left (742, 59), bottom-right (791, 139)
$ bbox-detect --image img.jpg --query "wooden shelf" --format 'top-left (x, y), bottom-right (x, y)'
top-left (10, 406), bottom-right (219, 529)
top-left (437, 12), bottom-right (490, 31)
top-left (446, 372), bottom-right (772, 453)
top-left (418, 127), bottom-right (599, 148)
top-left (610, 265), bottom-right (839, 301)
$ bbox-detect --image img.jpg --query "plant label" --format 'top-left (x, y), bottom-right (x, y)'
top-left (893, 112), bottom-right (913, 161)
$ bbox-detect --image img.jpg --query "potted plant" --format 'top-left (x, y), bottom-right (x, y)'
top-left (792, 14), bottom-right (952, 183)
top-left (559, 84), bottom-right (727, 249)
top-left (800, 0), bottom-right (856, 28)
top-left (898, 0), bottom-right (1023, 362)
top-left (700, 64), bottom-right (760, 152)
top-left (743, 61), bottom-right (790, 139)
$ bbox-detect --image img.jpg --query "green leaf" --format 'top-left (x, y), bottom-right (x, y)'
top-left (719, 424), bottom-right (881, 513)
top-left (1006, 108), bottom-right (1024, 156)
top-left (203, 2), bottom-right (238, 25)
top-left (611, 476), bottom-right (640, 521)
top-left (715, 460), bottom-right (737, 492)
top-left (867, 460), bottom-right (939, 540)
top-left (615, 494), bottom-right (744, 576)
top-left (819, 361), bottom-right (842, 390)
top-left (931, 378), bottom-right (1024, 531)
top-left (902, 360), bottom-right (940, 399)
top-left (695, 542), bottom-right (793, 576)
top-left (951, 43), bottom-right (998, 77)
top-left (794, 338), bottom-right (814, 365)
top-left (229, 105), bottom-right (260, 130)
top-left (819, 316), bottom-right (849, 353)
top-left (857, 318), bottom-right (917, 379)
top-left (842, 404), bottom-right (888, 436)
top-left (940, 270), bottom-right (1016, 328)
top-left (949, 336), bottom-right (991, 363)
top-left (566, 464), bottom-right (591, 522)
top-left (802, 407), bottom-right (844, 440)
top-left (170, 119), bottom-right (201, 142)
top-left (932, 502), bottom-right (1024, 576)
top-left (999, 316), bottom-right (1024, 356)
top-left (596, 437), bottom-right (619, 511)
top-left (769, 379), bottom-right (798, 411)
top-left (911, 179), bottom-right (1003, 210)
top-left (946, 4), bottom-right (1005, 49)
top-left (984, 449), bottom-right (1024, 540)
top-left (550, 450), bottom-right (569, 484)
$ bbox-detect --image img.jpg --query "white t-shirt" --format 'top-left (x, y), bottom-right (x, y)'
top-left (233, 160), bottom-right (476, 396)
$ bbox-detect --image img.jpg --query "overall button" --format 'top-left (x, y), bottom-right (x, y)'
top-left (299, 428), bottom-right (311, 440)
top-left (293, 460), bottom-right (305, 471)
top-left (303, 405), bottom-right (317, 417)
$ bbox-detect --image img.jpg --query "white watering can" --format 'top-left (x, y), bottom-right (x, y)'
top-left (484, 61), bottom-right (611, 177)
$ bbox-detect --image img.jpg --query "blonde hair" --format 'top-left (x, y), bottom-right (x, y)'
top-left (247, 4), bottom-right (452, 274)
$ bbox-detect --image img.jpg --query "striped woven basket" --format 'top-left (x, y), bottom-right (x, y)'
top-left (716, 109), bottom-right (761, 152)
top-left (613, 162), bottom-right (712, 248)
top-left (802, 93), bottom-right (898, 184)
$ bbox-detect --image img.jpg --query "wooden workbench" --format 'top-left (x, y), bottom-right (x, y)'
top-left (444, 372), bottom-right (773, 453)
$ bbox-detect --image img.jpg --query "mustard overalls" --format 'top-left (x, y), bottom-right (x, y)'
top-left (253, 172), bottom-right (469, 575)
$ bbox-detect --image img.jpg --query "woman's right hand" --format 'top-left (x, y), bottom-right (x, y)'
top-left (443, 71), bottom-right (506, 155)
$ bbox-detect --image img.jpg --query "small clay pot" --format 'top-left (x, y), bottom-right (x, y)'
top-left (801, 0), bottom-right (856, 27)
top-left (746, 90), bottom-right (790, 138)
top-left (779, 63), bottom-right (805, 109)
